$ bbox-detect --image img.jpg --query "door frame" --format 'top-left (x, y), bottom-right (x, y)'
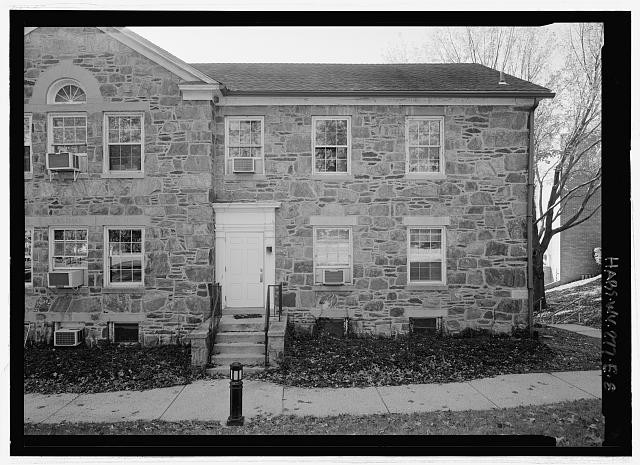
top-left (213, 202), bottom-right (280, 309)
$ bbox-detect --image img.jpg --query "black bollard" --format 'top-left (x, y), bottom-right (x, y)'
top-left (226, 362), bottom-right (244, 426)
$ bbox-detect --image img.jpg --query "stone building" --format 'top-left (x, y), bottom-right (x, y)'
top-left (23, 27), bottom-right (554, 349)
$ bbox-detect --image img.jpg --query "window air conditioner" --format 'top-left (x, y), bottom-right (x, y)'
top-left (54, 328), bottom-right (83, 347)
top-left (48, 269), bottom-right (84, 288)
top-left (322, 269), bottom-right (349, 285)
top-left (231, 157), bottom-right (255, 173)
top-left (46, 152), bottom-right (81, 171)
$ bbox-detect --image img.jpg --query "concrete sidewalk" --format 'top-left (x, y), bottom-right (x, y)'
top-left (24, 370), bottom-right (601, 425)
top-left (548, 324), bottom-right (601, 339)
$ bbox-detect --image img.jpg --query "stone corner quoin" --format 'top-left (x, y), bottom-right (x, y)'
top-left (23, 27), bottom-right (531, 344)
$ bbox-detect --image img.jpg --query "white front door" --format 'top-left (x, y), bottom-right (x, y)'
top-left (225, 232), bottom-right (264, 308)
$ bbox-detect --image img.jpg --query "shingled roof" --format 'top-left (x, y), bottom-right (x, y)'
top-left (190, 63), bottom-right (554, 97)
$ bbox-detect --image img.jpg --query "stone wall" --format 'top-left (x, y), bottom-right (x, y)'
top-left (213, 104), bottom-right (531, 334)
top-left (24, 27), bottom-right (214, 344)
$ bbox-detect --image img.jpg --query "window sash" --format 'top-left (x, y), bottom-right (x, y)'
top-left (48, 113), bottom-right (87, 154)
top-left (105, 114), bottom-right (144, 172)
top-left (24, 114), bottom-right (32, 173)
top-left (314, 227), bottom-right (352, 269)
top-left (226, 117), bottom-right (264, 159)
top-left (50, 228), bottom-right (88, 270)
top-left (408, 227), bottom-right (446, 284)
top-left (54, 84), bottom-right (86, 103)
top-left (105, 228), bottom-right (144, 286)
top-left (25, 229), bottom-right (32, 285)
top-left (312, 117), bottom-right (350, 174)
top-left (406, 117), bottom-right (443, 174)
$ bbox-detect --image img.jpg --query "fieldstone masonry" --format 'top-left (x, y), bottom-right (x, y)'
top-left (24, 27), bottom-right (214, 343)
top-left (214, 105), bottom-right (530, 335)
top-left (24, 27), bottom-right (532, 344)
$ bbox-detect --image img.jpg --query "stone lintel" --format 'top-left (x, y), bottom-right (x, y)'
top-left (309, 216), bottom-right (357, 226)
top-left (403, 216), bottom-right (451, 226)
top-left (25, 215), bottom-right (151, 227)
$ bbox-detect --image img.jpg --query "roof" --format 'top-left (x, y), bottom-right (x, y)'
top-left (191, 63), bottom-right (554, 97)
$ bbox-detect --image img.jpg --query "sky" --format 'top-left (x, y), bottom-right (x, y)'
top-left (129, 25), bottom-right (569, 66)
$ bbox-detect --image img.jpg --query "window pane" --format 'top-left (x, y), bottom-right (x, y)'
top-left (335, 119), bottom-right (347, 145)
top-left (24, 147), bottom-right (31, 172)
top-left (429, 120), bottom-right (441, 145)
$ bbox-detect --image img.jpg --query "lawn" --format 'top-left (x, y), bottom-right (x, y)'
top-left (24, 398), bottom-right (603, 446)
top-left (24, 342), bottom-right (204, 394)
top-left (536, 276), bottom-right (601, 328)
top-left (249, 326), bottom-right (600, 388)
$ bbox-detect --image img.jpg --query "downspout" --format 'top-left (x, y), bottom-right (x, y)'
top-left (527, 98), bottom-right (539, 336)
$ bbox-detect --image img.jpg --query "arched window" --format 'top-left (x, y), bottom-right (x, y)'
top-left (47, 79), bottom-right (87, 104)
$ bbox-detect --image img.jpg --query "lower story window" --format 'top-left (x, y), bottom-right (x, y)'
top-left (314, 227), bottom-right (352, 284)
top-left (25, 229), bottom-right (32, 285)
top-left (105, 227), bottom-right (144, 286)
top-left (113, 323), bottom-right (139, 343)
top-left (50, 228), bottom-right (88, 270)
top-left (408, 227), bottom-right (446, 284)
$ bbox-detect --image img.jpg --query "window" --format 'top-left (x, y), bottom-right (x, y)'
top-left (50, 229), bottom-right (88, 270)
top-left (406, 117), bottom-right (444, 175)
top-left (312, 116), bottom-right (350, 174)
top-left (105, 228), bottom-right (144, 287)
top-left (407, 227), bottom-right (446, 284)
top-left (48, 113), bottom-right (87, 154)
top-left (313, 227), bottom-right (352, 284)
top-left (24, 114), bottom-right (32, 175)
top-left (113, 323), bottom-right (139, 343)
top-left (225, 116), bottom-right (264, 174)
top-left (47, 79), bottom-right (86, 104)
top-left (25, 229), bottom-right (33, 286)
top-left (104, 113), bottom-right (144, 173)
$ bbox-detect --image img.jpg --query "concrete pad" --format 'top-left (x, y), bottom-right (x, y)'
top-left (24, 393), bottom-right (79, 424)
top-left (549, 370), bottom-right (602, 398)
top-left (161, 379), bottom-right (282, 423)
top-left (549, 324), bottom-right (601, 339)
top-left (377, 382), bottom-right (496, 413)
top-left (283, 386), bottom-right (387, 417)
top-left (469, 372), bottom-right (594, 409)
top-left (42, 385), bottom-right (184, 424)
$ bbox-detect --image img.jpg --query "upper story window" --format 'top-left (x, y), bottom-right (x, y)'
top-left (225, 116), bottom-right (264, 174)
top-left (407, 227), bottom-right (446, 285)
top-left (25, 229), bottom-right (33, 286)
top-left (24, 114), bottom-right (32, 175)
top-left (104, 113), bottom-right (144, 173)
top-left (48, 113), bottom-right (87, 154)
top-left (312, 116), bottom-right (350, 175)
top-left (50, 228), bottom-right (88, 270)
top-left (47, 79), bottom-right (86, 104)
top-left (405, 116), bottom-right (444, 176)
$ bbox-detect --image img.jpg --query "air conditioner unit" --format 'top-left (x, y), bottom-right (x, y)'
top-left (54, 328), bottom-right (83, 347)
top-left (322, 269), bottom-right (349, 285)
top-left (46, 152), bottom-right (83, 181)
top-left (48, 269), bottom-right (84, 288)
top-left (231, 157), bottom-right (255, 173)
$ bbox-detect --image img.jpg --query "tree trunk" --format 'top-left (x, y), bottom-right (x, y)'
top-left (532, 244), bottom-right (547, 312)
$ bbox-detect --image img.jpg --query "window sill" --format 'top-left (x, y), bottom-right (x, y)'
top-left (102, 286), bottom-right (145, 293)
top-left (405, 172), bottom-right (446, 181)
top-left (405, 283), bottom-right (449, 291)
top-left (224, 174), bottom-right (267, 181)
top-left (101, 172), bottom-right (144, 179)
top-left (311, 285), bottom-right (355, 292)
top-left (311, 174), bottom-right (353, 182)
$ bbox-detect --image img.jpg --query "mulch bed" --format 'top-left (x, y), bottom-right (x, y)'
top-left (24, 343), bottom-right (204, 395)
top-left (250, 326), bottom-right (601, 388)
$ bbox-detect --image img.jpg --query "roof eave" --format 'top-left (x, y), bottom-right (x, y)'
top-left (222, 89), bottom-right (555, 99)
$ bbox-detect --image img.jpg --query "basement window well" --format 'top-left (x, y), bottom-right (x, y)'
top-left (113, 323), bottom-right (139, 343)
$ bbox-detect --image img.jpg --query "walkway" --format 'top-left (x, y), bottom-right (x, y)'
top-left (548, 324), bottom-right (601, 339)
top-left (24, 370), bottom-right (601, 424)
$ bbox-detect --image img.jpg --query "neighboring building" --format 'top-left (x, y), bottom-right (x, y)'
top-left (23, 27), bottom-right (554, 348)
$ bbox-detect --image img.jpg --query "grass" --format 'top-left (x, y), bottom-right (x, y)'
top-left (24, 342), bottom-right (204, 395)
top-left (24, 398), bottom-right (603, 446)
top-left (537, 276), bottom-right (601, 328)
top-left (249, 326), bottom-right (601, 388)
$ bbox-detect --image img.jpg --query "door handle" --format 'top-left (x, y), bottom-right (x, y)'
top-left (260, 268), bottom-right (263, 283)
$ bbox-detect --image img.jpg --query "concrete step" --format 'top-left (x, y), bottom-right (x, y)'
top-left (214, 342), bottom-right (265, 355)
top-left (216, 331), bottom-right (265, 344)
top-left (218, 318), bottom-right (265, 333)
top-left (223, 307), bottom-right (264, 316)
top-left (211, 353), bottom-right (265, 367)
top-left (206, 365), bottom-right (265, 376)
